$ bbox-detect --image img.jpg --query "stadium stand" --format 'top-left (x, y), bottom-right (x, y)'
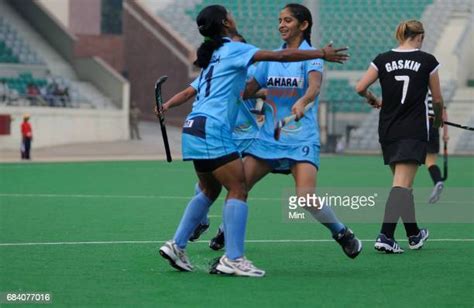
top-left (0, 0), bottom-right (129, 150)
top-left (0, 2), bottom-right (115, 109)
top-left (143, 0), bottom-right (303, 50)
top-left (0, 16), bottom-right (43, 64)
top-left (456, 117), bottom-right (474, 154)
top-left (319, 0), bottom-right (433, 71)
top-left (140, 0), bottom-right (472, 154)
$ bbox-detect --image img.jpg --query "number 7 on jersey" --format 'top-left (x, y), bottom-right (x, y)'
top-left (395, 75), bottom-right (410, 104)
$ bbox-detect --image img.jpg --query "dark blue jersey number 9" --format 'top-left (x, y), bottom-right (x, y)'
top-left (302, 146), bottom-right (310, 156)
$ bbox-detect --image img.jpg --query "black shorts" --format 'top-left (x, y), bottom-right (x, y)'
top-left (193, 152), bottom-right (240, 173)
top-left (381, 139), bottom-right (427, 166)
top-left (427, 120), bottom-right (440, 153)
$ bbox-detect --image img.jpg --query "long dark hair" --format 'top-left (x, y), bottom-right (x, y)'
top-left (194, 5), bottom-right (228, 68)
top-left (284, 3), bottom-right (313, 46)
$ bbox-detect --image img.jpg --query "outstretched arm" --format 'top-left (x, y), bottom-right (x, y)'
top-left (253, 43), bottom-right (349, 64)
top-left (157, 86), bottom-right (197, 114)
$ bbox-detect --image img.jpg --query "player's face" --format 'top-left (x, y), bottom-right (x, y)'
top-left (224, 11), bottom-right (238, 36)
top-left (278, 8), bottom-right (306, 42)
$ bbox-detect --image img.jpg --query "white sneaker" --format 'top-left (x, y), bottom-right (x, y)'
top-left (428, 181), bottom-right (444, 204)
top-left (213, 256), bottom-right (265, 277)
top-left (159, 240), bottom-right (193, 272)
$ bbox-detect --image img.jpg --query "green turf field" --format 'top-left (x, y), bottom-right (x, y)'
top-left (0, 156), bottom-right (473, 307)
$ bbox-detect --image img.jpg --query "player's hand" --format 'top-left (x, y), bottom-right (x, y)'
top-left (366, 91), bottom-right (382, 109)
top-left (256, 89), bottom-right (268, 100)
top-left (433, 115), bottom-right (443, 129)
top-left (321, 43), bottom-right (349, 64)
top-left (291, 99), bottom-right (306, 121)
top-left (154, 102), bottom-right (170, 117)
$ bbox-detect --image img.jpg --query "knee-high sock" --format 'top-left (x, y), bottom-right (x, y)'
top-left (194, 183), bottom-right (210, 225)
top-left (223, 199), bottom-right (248, 260)
top-left (428, 165), bottom-right (443, 185)
top-left (380, 187), bottom-right (405, 238)
top-left (400, 189), bottom-right (420, 237)
top-left (308, 204), bottom-right (345, 236)
top-left (173, 192), bottom-right (212, 249)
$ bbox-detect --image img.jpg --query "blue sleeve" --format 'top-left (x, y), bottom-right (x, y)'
top-left (190, 76), bottom-right (200, 90)
top-left (234, 42), bottom-right (260, 69)
top-left (306, 59), bottom-right (324, 74)
top-left (253, 61), bottom-right (268, 88)
top-left (246, 65), bottom-right (256, 79)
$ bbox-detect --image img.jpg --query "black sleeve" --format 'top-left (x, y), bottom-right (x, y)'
top-left (371, 54), bottom-right (383, 72)
top-left (426, 54), bottom-right (440, 75)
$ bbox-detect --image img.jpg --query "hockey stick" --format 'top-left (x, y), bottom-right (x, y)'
top-left (444, 121), bottom-right (474, 131)
top-left (274, 102), bottom-right (314, 140)
top-left (154, 76), bottom-right (172, 162)
top-left (441, 140), bottom-right (448, 181)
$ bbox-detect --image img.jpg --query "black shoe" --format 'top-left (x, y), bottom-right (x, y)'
top-left (333, 227), bottom-right (362, 259)
top-left (408, 228), bottom-right (429, 250)
top-left (209, 228), bottom-right (225, 251)
top-left (374, 233), bottom-right (404, 254)
top-left (189, 222), bottom-right (210, 242)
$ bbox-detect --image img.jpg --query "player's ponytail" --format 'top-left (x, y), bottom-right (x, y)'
top-left (395, 20), bottom-right (424, 44)
top-left (194, 5), bottom-right (228, 68)
top-left (284, 3), bottom-right (313, 46)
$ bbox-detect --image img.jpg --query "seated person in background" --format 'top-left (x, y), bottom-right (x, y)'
top-left (26, 83), bottom-right (40, 106)
top-left (0, 80), bottom-right (9, 103)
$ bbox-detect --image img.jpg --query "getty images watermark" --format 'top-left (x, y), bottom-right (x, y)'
top-left (281, 187), bottom-right (474, 223)
top-left (286, 192), bottom-right (378, 220)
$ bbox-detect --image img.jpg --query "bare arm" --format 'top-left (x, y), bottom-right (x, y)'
top-left (442, 107), bottom-right (449, 142)
top-left (429, 70), bottom-right (444, 128)
top-left (162, 86), bottom-right (196, 111)
top-left (292, 71), bottom-right (322, 120)
top-left (243, 78), bottom-right (261, 100)
top-left (253, 43), bottom-right (349, 64)
top-left (356, 65), bottom-right (382, 108)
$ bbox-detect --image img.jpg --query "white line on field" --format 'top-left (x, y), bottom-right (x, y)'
top-left (0, 193), bottom-right (278, 201)
top-left (0, 238), bottom-right (472, 247)
top-left (0, 193), bottom-right (470, 204)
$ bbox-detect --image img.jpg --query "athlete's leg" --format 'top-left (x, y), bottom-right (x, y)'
top-left (393, 162), bottom-right (418, 188)
top-left (208, 157), bottom-right (266, 276)
top-left (243, 155), bottom-right (272, 190)
top-left (172, 170), bottom-right (221, 249)
top-left (195, 181), bottom-right (211, 227)
top-left (291, 162), bottom-right (362, 258)
top-left (209, 155), bottom-right (271, 250)
top-left (210, 158), bottom-right (249, 260)
top-left (159, 168), bottom-right (222, 271)
top-left (291, 162), bottom-right (345, 235)
top-left (426, 153), bottom-right (444, 203)
top-left (382, 162), bottom-right (420, 238)
top-left (380, 162), bottom-right (418, 237)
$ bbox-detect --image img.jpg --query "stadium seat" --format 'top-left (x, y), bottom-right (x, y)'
top-left (0, 17), bottom-right (43, 64)
top-left (319, 0), bottom-right (433, 71)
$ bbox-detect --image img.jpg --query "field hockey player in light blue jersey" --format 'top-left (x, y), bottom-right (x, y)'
top-left (157, 4), bottom-right (349, 277)
top-left (242, 3), bottom-right (363, 259)
top-left (189, 60), bottom-right (266, 248)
